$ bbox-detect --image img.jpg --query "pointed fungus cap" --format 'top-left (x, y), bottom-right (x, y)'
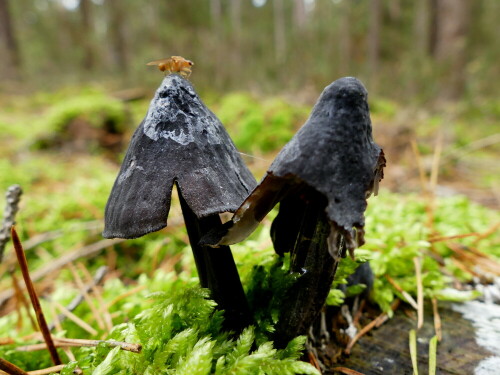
top-left (209, 77), bottom-right (385, 251)
top-left (103, 74), bottom-right (256, 239)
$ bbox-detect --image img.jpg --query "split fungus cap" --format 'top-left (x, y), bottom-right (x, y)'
top-left (208, 77), bottom-right (385, 252)
top-left (103, 74), bottom-right (256, 239)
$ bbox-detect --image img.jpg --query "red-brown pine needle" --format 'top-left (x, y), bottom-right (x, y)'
top-left (11, 226), bottom-right (61, 365)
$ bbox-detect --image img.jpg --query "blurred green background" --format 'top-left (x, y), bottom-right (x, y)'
top-left (0, 0), bottom-right (498, 237)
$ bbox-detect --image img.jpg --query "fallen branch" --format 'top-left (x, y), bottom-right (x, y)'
top-left (11, 226), bottom-right (61, 365)
top-left (0, 185), bottom-right (22, 262)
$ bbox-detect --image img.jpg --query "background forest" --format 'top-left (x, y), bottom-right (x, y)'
top-left (0, 0), bottom-right (499, 374)
top-left (1, 0), bottom-right (500, 101)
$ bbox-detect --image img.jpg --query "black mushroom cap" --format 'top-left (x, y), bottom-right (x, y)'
top-left (103, 74), bottom-right (257, 239)
top-left (204, 77), bottom-right (385, 254)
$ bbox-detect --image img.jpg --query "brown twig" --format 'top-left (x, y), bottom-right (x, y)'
top-left (51, 300), bottom-right (98, 336)
top-left (449, 257), bottom-right (480, 278)
top-left (0, 240), bottom-right (121, 307)
top-left (429, 222), bottom-right (500, 243)
top-left (307, 349), bottom-right (322, 374)
top-left (431, 298), bottom-right (442, 341)
top-left (410, 140), bottom-right (428, 194)
top-left (48, 265), bottom-right (108, 331)
top-left (345, 300), bottom-right (400, 354)
top-left (17, 336), bottom-right (142, 353)
top-left (11, 271), bottom-right (38, 331)
top-left (105, 285), bottom-right (147, 310)
top-left (429, 133), bottom-right (443, 194)
top-left (0, 358), bottom-right (29, 375)
top-left (0, 185), bottom-right (23, 262)
top-left (448, 243), bottom-right (500, 275)
top-left (25, 365), bottom-right (66, 375)
top-left (352, 299), bottom-right (365, 328)
top-left (67, 262), bottom-right (105, 329)
top-left (414, 257), bottom-right (424, 329)
top-left (385, 274), bottom-right (418, 310)
top-left (22, 221), bottom-right (102, 251)
top-left (11, 226), bottom-right (61, 365)
top-left (333, 367), bottom-right (366, 375)
top-left (77, 263), bottom-right (114, 332)
top-left (429, 233), bottom-right (481, 243)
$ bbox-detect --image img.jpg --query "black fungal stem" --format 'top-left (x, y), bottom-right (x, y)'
top-left (272, 188), bottom-right (340, 348)
top-left (178, 187), bottom-right (252, 333)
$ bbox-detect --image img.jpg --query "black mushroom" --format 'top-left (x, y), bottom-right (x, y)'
top-left (103, 74), bottom-right (256, 332)
top-left (202, 77), bottom-right (385, 346)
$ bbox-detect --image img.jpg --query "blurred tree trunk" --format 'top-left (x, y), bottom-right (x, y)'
top-left (367, 0), bottom-right (382, 87)
top-left (229, 0), bottom-right (242, 82)
top-left (432, 0), bottom-right (471, 100)
top-left (273, 0), bottom-right (286, 64)
top-left (428, 0), bottom-right (438, 56)
top-left (230, 0), bottom-right (242, 35)
top-left (338, 0), bottom-right (352, 75)
top-left (80, 0), bottom-right (95, 71)
top-left (210, 0), bottom-right (222, 30)
top-left (388, 0), bottom-right (401, 21)
top-left (0, 0), bottom-right (21, 80)
top-left (414, 0), bottom-right (430, 56)
top-left (293, 0), bottom-right (306, 30)
top-left (107, 0), bottom-right (128, 74)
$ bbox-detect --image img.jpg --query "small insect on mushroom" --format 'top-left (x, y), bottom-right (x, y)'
top-left (146, 56), bottom-right (194, 78)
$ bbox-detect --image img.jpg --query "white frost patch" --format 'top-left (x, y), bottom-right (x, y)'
top-left (452, 301), bottom-right (500, 355)
top-left (451, 301), bottom-right (500, 374)
top-left (475, 356), bottom-right (500, 375)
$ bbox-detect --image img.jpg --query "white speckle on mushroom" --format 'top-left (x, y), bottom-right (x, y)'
top-left (142, 76), bottom-right (219, 145)
top-left (118, 159), bottom-right (144, 184)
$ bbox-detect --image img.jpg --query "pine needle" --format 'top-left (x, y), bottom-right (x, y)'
top-left (105, 285), bottom-right (147, 310)
top-left (333, 367), bottom-right (366, 375)
top-left (345, 300), bottom-right (400, 354)
top-left (76, 262), bottom-right (114, 331)
top-left (409, 329), bottom-right (418, 375)
top-left (51, 300), bottom-right (98, 336)
top-left (385, 274), bottom-right (418, 310)
top-left (413, 257), bottom-right (424, 329)
top-left (16, 337), bottom-right (142, 353)
top-left (67, 262), bottom-right (105, 330)
top-left (0, 357), bottom-right (29, 375)
top-left (431, 298), bottom-right (442, 341)
top-left (410, 140), bottom-right (427, 194)
top-left (11, 226), bottom-right (61, 365)
top-left (428, 335), bottom-right (438, 375)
